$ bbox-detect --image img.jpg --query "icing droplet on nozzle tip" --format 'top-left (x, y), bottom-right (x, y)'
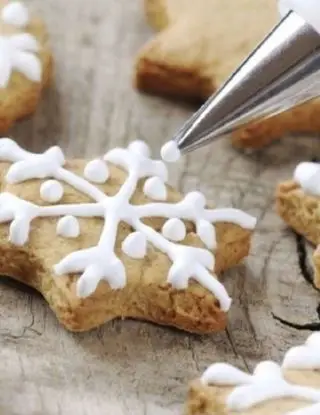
top-left (161, 140), bottom-right (181, 163)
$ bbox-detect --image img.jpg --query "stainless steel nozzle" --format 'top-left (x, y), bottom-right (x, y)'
top-left (174, 10), bottom-right (320, 153)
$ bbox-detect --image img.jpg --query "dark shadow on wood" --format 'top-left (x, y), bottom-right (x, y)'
top-left (272, 231), bottom-right (320, 330)
top-left (295, 233), bottom-right (316, 288)
top-left (272, 313), bottom-right (320, 331)
top-left (0, 275), bottom-right (42, 297)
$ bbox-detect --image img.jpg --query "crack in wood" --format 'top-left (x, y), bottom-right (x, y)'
top-left (272, 313), bottom-right (320, 331)
top-left (187, 337), bottom-right (200, 372)
top-left (295, 233), bottom-right (315, 287)
top-left (272, 232), bottom-right (320, 331)
top-left (225, 328), bottom-right (250, 371)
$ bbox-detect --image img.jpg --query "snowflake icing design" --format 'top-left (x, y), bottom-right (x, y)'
top-left (0, 32), bottom-right (41, 87)
top-left (0, 139), bottom-right (256, 311)
top-left (201, 333), bottom-right (320, 415)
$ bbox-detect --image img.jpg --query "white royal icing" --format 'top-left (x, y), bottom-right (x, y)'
top-left (197, 219), bottom-right (216, 250)
top-left (143, 176), bottom-right (167, 201)
top-left (282, 333), bottom-right (320, 371)
top-left (0, 33), bottom-right (41, 87)
top-left (294, 162), bottom-right (320, 197)
top-left (0, 138), bottom-right (256, 308)
top-left (56, 215), bottom-right (80, 239)
top-left (162, 218), bottom-right (186, 242)
top-left (40, 180), bottom-right (64, 203)
top-left (122, 231), bottom-right (147, 259)
top-left (128, 140), bottom-right (150, 158)
top-left (201, 334), bottom-right (320, 414)
top-left (83, 159), bottom-right (109, 184)
top-left (1, 2), bottom-right (29, 28)
top-left (161, 140), bottom-right (181, 163)
top-left (287, 403), bottom-right (320, 415)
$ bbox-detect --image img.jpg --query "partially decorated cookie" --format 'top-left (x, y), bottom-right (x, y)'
top-left (0, 1), bottom-right (52, 131)
top-left (135, 0), bottom-right (320, 149)
top-left (187, 333), bottom-right (320, 414)
top-left (0, 138), bottom-right (256, 332)
top-left (276, 161), bottom-right (320, 288)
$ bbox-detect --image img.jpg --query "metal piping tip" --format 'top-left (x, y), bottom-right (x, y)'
top-left (175, 11), bottom-right (320, 154)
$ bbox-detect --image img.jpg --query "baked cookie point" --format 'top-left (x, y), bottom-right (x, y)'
top-left (0, 138), bottom-right (255, 333)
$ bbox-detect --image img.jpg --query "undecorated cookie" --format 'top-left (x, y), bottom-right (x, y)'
top-left (187, 333), bottom-right (320, 415)
top-left (0, 1), bottom-right (52, 131)
top-left (135, 0), bottom-right (320, 149)
top-left (0, 138), bottom-right (256, 332)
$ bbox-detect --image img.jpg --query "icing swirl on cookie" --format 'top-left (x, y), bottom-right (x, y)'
top-left (0, 138), bottom-right (256, 308)
top-left (201, 334), bottom-right (320, 414)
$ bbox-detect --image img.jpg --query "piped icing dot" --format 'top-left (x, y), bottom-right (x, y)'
top-left (143, 176), bottom-right (167, 201)
top-left (128, 140), bottom-right (150, 158)
top-left (161, 140), bottom-right (181, 163)
top-left (83, 159), bottom-right (109, 184)
top-left (294, 162), bottom-right (320, 196)
top-left (162, 218), bottom-right (186, 241)
top-left (56, 215), bottom-right (80, 239)
top-left (185, 191), bottom-right (206, 209)
top-left (1, 2), bottom-right (29, 27)
top-left (40, 180), bottom-right (63, 203)
top-left (122, 231), bottom-right (147, 259)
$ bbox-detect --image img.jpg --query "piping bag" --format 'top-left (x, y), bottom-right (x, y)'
top-left (167, 0), bottom-right (320, 156)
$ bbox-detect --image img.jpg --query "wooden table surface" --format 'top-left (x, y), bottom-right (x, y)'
top-left (1, 1), bottom-right (320, 414)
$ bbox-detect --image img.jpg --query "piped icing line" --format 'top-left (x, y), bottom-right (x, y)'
top-left (0, 33), bottom-right (41, 87)
top-left (0, 2), bottom-right (41, 87)
top-left (200, 333), bottom-right (320, 414)
top-left (0, 138), bottom-right (256, 308)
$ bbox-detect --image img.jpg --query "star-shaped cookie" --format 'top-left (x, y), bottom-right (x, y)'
top-left (187, 333), bottom-right (320, 415)
top-left (134, 0), bottom-right (320, 149)
top-left (0, 1), bottom-right (53, 132)
top-left (276, 160), bottom-right (320, 289)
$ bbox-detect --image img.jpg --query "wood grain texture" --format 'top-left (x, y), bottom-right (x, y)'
top-left (1, 1), bottom-right (320, 414)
